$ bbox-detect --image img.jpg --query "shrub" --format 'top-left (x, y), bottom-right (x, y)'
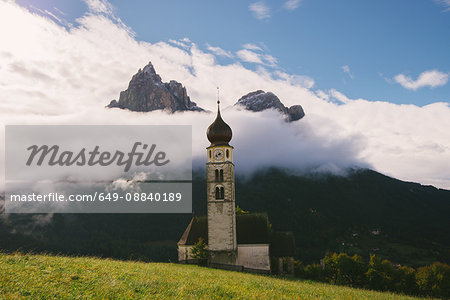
top-left (294, 260), bottom-right (304, 278)
top-left (294, 252), bottom-right (449, 298)
top-left (303, 263), bottom-right (324, 282)
top-left (191, 238), bottom-right (208, 265)
top-left (394, 265), bottom-right (417, 295)
top-left (322, 252), bottom-right (338, 283)
top-left (322, 252), bottom-right (366, 287)
top-left (366, 254), bottom-right (396, 291)
top-left (416, 262), bottom-right (450, 298)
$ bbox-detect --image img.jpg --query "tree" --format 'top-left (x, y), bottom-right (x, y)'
top-left (395, 266), bottom-right (417, 295)
top-left (416, 262), bottom-right (450, 298)
top-left (322, 252), bottom-right (366, 287)
top-left (323, 252), bottom-right (339, 283)
top-left (191, 238), bottom-right (208, 265)
top-left (366, 254), bottom-right (396, 291)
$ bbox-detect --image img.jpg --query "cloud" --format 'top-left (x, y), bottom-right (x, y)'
top-left (394, 70), bottom-right (448, 91)
top-left (236, 49), bottom-right (277, 67)
top-left (84, 0), bottom-right (114, 15)
top-left (83, 0), bottom-right (134, 36)
top-left (249, 2), bottom-right (271, 20)
top-left (329, 89), bottom-right (351, 104)
top-left (243, 43), bottom-right (263, 51)
top-left (341, 65), bottom-right (354, 79)
top-left (169, 38), bottom-right (192, 50)
top-left (283, 0), bottom-right (302, 11)
top-left (434, 0), bottom-right (450, 11)
top-left (275, 71), bottom-right (314, 88)
top-left (206, 44), bottom-right (233, 58)
top-left (1, 1), bottom-right (450, 191)
top-left (236, 49), bottom-right (264, 64)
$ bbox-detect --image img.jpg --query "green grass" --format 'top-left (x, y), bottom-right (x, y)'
top-left (0, 253), bottom-right (423, 299)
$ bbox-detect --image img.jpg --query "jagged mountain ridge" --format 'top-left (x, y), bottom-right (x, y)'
top-left (234, 90), bottom-right (305, 122)
top-left (107, 62), bottom-right (204, 112)
top-left (106, 62), bottom-right (306, 122)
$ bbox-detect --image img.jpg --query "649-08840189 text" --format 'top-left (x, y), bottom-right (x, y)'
top-left (9, 192), bottom-right (183, 202)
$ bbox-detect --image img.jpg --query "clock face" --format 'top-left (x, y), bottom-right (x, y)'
top-left (214, 149), bottom-right (224, 160)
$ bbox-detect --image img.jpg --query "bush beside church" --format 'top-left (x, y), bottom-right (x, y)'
top-left (294, 252), bottom-right (450, 298)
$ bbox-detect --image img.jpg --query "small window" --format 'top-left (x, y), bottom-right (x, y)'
top-left (226, 149), bottom-right (229, 158)
top-left (215, 169), bottom-right (219, 181)
top-left (209, 150), bottom-right (212, 159)
top-left (219, 169), bottom-right (224, 181)
top-left (215, 186), bottom-right (224, 199)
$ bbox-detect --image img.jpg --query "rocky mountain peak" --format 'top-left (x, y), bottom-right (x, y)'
top-left (234, 90), bottom-right (305, 122)
top-left (236, 90), bottom-right (287, 113)
top-left (106, 61), bottom-right (203, 113)
top-left (142, 62), bottom-right (157, 75)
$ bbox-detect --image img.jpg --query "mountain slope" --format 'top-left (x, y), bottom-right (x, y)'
top-left (1, 169), bottom-right (449, 265)
top-left (233, 168), bottom-right (450, 264)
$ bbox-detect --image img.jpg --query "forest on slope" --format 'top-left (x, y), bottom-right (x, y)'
top-left (1, 168), bottom-right (449, 266)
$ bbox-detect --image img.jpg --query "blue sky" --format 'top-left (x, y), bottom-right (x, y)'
top-left (16, 0), bottom-right (450, 106)
top-left (2, 0), bottom-right (450, 188)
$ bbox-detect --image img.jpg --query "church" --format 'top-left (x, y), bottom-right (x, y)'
top-left (177, 98), bottom-right (294, 272)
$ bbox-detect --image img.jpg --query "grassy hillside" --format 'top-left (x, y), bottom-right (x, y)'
top-left (0, 253), bottom-right (420, 299)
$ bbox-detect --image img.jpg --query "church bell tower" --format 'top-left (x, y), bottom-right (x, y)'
top-left (206, 93), bottom-right (237, 265)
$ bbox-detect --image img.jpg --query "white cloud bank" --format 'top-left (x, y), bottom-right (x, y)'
top-left (394, 70), bottom-right (449, 91)
top-left (1, 2), bottom-right (450, 190)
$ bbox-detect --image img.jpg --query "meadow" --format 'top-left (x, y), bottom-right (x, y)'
top-left (0, 253), bottom-right (424, 299)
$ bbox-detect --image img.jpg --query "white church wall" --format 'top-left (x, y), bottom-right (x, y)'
top-left (177, 245), bottom-right (193, 261)
top-left (237, 244), bottom-right (270, 270)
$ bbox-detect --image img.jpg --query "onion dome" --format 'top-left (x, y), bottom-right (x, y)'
top-left (207, 101), bottom-right (232, 146)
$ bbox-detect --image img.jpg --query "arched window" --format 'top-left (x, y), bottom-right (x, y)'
top-left (226, 149), bottom-right (229, 158)
top-left (209, 150), bottom-right (212, 159)
top-left (215, 169), bottom-right (219, 181)
top-left (215, 186), bottom-right (224, 199)
top-left (219, 169), bottom-right (224, 182)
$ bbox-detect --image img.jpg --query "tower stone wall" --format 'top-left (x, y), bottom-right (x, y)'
top-left (205, 100), bottom-right (237, 265)
top-left (206, 153), bottom-right (237, 265)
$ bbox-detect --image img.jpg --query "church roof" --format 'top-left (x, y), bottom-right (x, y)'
top-left (206, 103), bottom-right (232, 147)
top-left (177, 213), bottom-right (270, 246)
top-left (270, 231), bottom-right (296, 257)
top-left (236, 213), bottom-right (270, 244)
top-left (177, 216), bottom-right (208, 246)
